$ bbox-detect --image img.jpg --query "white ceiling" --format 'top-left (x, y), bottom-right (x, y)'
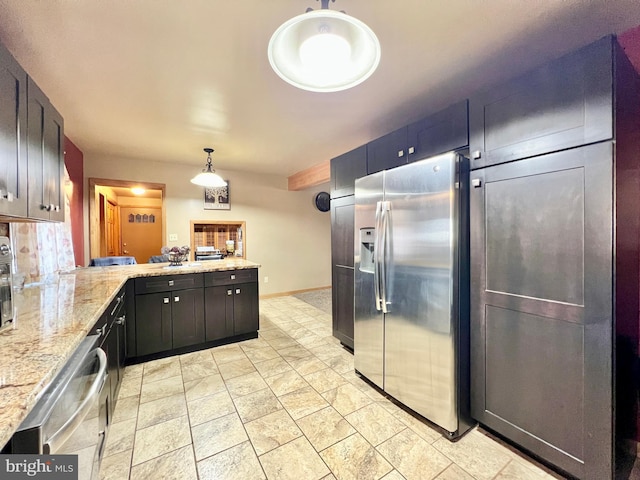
top-left (1, 1), bottom-right (640, 178)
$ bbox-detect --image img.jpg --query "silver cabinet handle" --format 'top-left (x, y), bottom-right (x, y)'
top-left (168, 280), bottom-right (174, 286)
top-left (235, 288), bottom-right (241, 294)
top-left (44, 348), bottom-right (107, 454)
top-left (227, 290), bottom-right (233, 296)
top-left (397, 150), bottom-right (404, 158)
top-left (115, 315), bottom-right (125, 325)
top-left (471, 178), bottom-right (482, 188)
top-left (472, 150), bottom-right (482, 160)
top-left (174, 296), bottom-right (180, 302)
top-left (230, 274), bottom-right (236, 280)
top-left (163, 297), bottom-right (169, 304)
top-left (408, 146), bottom-right (415, 155)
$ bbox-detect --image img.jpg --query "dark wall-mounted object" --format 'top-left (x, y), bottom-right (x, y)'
top-left (314, 192), bottom-right (330, 212)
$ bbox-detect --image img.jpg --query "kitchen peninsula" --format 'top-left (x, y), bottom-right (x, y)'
top-left (0, 258), bottom-right (260, 450)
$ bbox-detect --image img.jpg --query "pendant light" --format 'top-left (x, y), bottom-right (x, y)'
top-left (190, 148), bottom-right (227, 187)
top-left (268, 0), bottom-right (381, 92)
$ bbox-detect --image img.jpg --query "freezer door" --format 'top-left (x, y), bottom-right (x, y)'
top-left (383, 152), bottom-right (459, 432)
top-left (354, 171), bottom-right (385, 389)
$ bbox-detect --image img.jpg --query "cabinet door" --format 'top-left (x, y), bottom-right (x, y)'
top-left (470, 143), bottom-right (613, 479)
top-left (135, 292), bottom-right (172, 356)
top-left (233, 282), bottom-right (259, 335)
top-left (172, 288), bottom-right (205, 349)
top-left (204, 286), bottom-right (234, 341)
top-left (330, 145), bottom-right (367, 198)
top-left (0, 42), bottom-right (27, 217)
top-left (332, 266), bottom-right (354, 349)
top-left (331, 195), bottom-right (354, 268)
top-left (366, 126), bottom-right (408, 174)
top-left (26, 77), bottom-right (48, 220)
top-left (407, 100), bottom-right (468, 162)
top-left (44, 104), bottom-right (64, 222)
top-left (469, 36), bottom-right (613, 169)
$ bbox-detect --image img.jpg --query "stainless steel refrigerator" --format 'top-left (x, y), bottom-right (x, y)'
top-left (354, 152), bottom-right (473, 438)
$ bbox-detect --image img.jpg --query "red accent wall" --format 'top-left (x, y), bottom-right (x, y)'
top-left (64, 137), bottom-right (84, 266)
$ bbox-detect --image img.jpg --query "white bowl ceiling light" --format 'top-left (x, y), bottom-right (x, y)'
top-left (268, 1), bottom-right (381, 92)
top-left (190, 148), bottom-right (227, 187)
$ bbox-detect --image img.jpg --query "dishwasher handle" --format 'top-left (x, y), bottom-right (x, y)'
top-left (43, 348), bottom-right (108, 454)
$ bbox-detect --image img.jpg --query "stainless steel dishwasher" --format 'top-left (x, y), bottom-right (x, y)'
top-left (9, 335), bottom-right (109, 480)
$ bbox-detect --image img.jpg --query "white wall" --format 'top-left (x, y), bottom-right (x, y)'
top-left (83, 154), bottom-right (332, 296)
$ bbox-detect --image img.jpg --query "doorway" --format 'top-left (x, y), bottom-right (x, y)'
top-left (89, 178), bottom-right (166, 264)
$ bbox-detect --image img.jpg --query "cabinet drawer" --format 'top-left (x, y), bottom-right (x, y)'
top-left (135, 273), bottom-right (203, 294)
top-left (205, 268), bottom-right (258, 287)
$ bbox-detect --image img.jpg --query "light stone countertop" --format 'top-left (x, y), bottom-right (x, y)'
top-left (0, 258), bottom-right (260, 449)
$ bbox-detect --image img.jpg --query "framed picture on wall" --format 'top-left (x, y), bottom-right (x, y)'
top-left (204, 183), bottom-right (230, 210)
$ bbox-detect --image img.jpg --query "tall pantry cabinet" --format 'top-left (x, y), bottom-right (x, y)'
top-left (469, 36), bottom-right (640, 479)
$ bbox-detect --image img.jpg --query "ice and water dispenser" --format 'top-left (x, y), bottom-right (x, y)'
top-left (359, 228), bottom-right (376, 274)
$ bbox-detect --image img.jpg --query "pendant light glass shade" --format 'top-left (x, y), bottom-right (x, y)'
top-left (268, 9), bottom-right (380, 92)
top-left (190, 148), bottom-right (227, 187)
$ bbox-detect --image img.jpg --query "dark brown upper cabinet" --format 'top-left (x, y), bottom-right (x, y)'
top-left (330, 145), bottom-right (367, 199)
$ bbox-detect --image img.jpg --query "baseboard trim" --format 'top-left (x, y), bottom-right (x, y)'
top-left (260, 285), bottom-right (331, 299)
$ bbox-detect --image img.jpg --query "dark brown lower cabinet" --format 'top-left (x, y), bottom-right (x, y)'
top-left (205, 280), bottom-right (259, 341)
top-left (332, 265), bottom-right (354, 349)
top-left (135, 288), bottom-right (204, 356)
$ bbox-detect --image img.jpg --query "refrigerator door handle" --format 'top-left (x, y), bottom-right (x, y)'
top-left (380, 201), bottom-right (390, 314)
top-left (374, 201), bottom-right (383, 311)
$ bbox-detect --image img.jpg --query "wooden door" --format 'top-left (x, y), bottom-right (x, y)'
top-left (106, 201), bottom-right (118, 256)
top-left (120, 207), bottom-right (162, 264)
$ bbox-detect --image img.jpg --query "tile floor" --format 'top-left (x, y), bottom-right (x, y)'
top-left (99, 294), bottom-right (566, 480)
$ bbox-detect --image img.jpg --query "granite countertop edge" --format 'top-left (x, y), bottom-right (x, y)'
top-left (0, 259), bottom-right (261, 448)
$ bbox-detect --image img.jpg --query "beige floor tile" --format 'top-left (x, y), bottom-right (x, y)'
top-left (118, 374), bottom-right (142, 399)
top-left (132, 415), bottom-right (192, 466)
top-left (111, 394), bottom-right (139, 424)
top-left (296, 406), bottom-right (356, 452)
top-left (432, 430), bottom-right (511, 480)
top-left (259, 436), bottom-right (330, 480)
top-left (99, 449), bottom-right (131, 480)
top-left (197, 441), bottom-right (266, 480)
top-left (130, 445), bottom-right (197, 480)
top-left (123, 364), bottom-right (144, 379)
top-left (279, 386), bottom-right (329, 420)
top-left (494, 460), bottom-right (562, 479)
top-left (226, 371), bottom-right (269, 398)
top-left (233, 387), bottom-right (283, 423)
top-left (393, 408), bottom-right (442, 444)
top-left (266, 336), bottom-right (299, 350)
top-left (377, 429), bottom-right (451, 480)
top-left (137, 392), bottom-right (187, 429)
top-left (188, 390), bottom-right (236, 426)
top-left (181, 359), bottom-right (219, 383)
top-left (324, 354), bottom-right (354, 374)
top-left (238, 337), bottom-right (272, 351)
top-left (305, 367), bottom-right (348, 394)
top-left (218, 357), bottom-right (257, 380)
top-left (142, 358), bottom-right (182, 384)
top-left (254, 356), bottom-right (294, 377)
top-left (279, 345), bottom-right (313, 361)
top-left (139, 375), bottom-right (184, 404)
top-left (212, 345), bottom-right (249, 365)
top-left (320, 433), bottom-right (393, 480)
top-left (264, 369), bottom-right (309, 397)
top-left (322, 383), bottom-right (373, 416)
top-left (258, 329), bottom-right (288, 341)
top-left (192, 412), bottom-right (248, 461)
top-left (244, 345), bottom-right (280, 363)
top-left (289, 356), bottom-right (328, 376)
top-left (345, 403), bottom-right (407, 446)
top-left (184, 373), bottom-right (226, 402)
top-left (381, 470), bottom-right (408, 480)
top-left (103, 418), bottom-right (136, 457)
top-left (179, 349), bottom-right (214, 365)
top-left (245, 409), bottom-right (303, 455)
top-left (434, 464), bottom-right (475, 480)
